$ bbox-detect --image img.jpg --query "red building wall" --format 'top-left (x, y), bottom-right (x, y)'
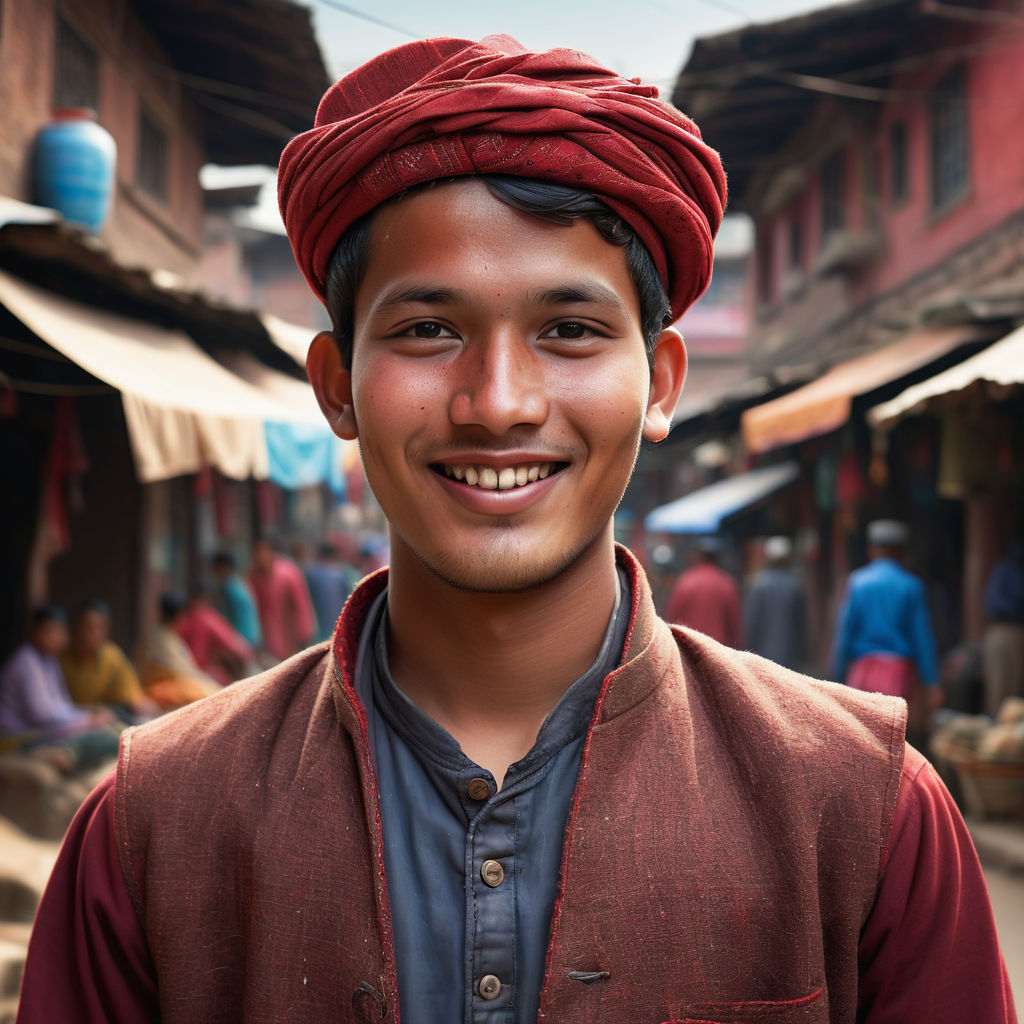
top-left (0, 0), bottom-right (205, 276)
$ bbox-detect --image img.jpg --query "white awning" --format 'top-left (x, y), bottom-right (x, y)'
top-left (0, 270), bottom-right (303, 482)
top-left (644, 461), bottom-right (800, 534)
top-left (261, 312), bottom-right (314, 369)
top-left (868, 324), bottom-right (1024, 429)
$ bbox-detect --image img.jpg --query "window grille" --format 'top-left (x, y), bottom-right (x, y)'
top-left (929, 67), bottom-right (969, 211)
top-left (889, 122), bottom-right (908, 207)
top-left (820, 151), bottom-right (846, 243)
top-left (136, 107), bottom-right (167, 201)
top-left (54, 16), bottom-right (98, 110)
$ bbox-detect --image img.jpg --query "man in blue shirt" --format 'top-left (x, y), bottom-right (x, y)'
top-left (211, 552), bottom-right (262, 649)
top-left (832, 519), bottom-right (939, 704)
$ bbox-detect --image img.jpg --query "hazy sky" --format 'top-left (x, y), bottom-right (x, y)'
top-left (224, 0), bottom-right (835, 230)
top-left (306, 0), bottom-right (833, 88)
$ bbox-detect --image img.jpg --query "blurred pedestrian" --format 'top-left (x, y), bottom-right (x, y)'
top-left (134, 593), bottom-right (220, 710)
top-left (0, 605), bottom-right (120, 773)
top-left (248, 538), bottom-right (315, 661)
top-left (175, 586), bottom-right (256, 686)
top-left (832, 520), bottom-right (939, 720)
top-left (304, 541), bottom-right (358, 642)
top-left (665, 537), bottom-right (742, 647)
top-left (61, 599), bottom-right (159, 722)
top-left (211, 552), bottom-right (262, 648)
top-left (744, 536), bottom-right (807, 671)
top-left (981, 536), bottom-right (1024, 719)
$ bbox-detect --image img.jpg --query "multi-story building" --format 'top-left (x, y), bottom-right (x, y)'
top-left (0, 0), bottom-right (331, 653)
top-left (669, 0), bottom-right (1024, 662)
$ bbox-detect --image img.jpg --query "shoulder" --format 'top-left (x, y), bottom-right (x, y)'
top-left (120, 643), bottom-right (332, 774)
top-left (669, 624), bottom-right (906, 767)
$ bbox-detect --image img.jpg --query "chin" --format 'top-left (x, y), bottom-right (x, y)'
top-left (415, 532), bottom-right (608, 595)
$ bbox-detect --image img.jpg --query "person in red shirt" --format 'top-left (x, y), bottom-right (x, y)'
top-left (247, 538), bottom-right (315, 662)
top-left (174, 587), bottom-right (256, 687)
top-left (665, 537), bottom-right (742, 647)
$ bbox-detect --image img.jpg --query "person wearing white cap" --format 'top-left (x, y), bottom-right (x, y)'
top-left (832, 520), bottom-right (939, 706)
top-left (744, 536), bottom-right (807, 671)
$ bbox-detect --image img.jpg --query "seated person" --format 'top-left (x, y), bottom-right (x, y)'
top-left (211, 552), bottom-right (262, 649)
top-left (61, 599), bottom-right (159, 723)
top-left (134, 593), bottom-right (221, 710)
top-left (174, 586), bottom-right (256, 687)
top-left (0, 605), bottom-right (120, 774)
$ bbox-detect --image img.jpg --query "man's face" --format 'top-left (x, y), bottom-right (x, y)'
top-left (33, 620), bottom-right (68, 657)
top-left (313, 179), bottom-right (683, 593)
top-left (73, 610), bottom-right (108, 654)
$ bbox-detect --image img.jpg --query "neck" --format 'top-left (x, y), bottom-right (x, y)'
top-left (385, 538), bottom-right (621, 783)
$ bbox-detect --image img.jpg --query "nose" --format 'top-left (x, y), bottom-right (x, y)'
top-left (448, 336), bottom-right (549, 434)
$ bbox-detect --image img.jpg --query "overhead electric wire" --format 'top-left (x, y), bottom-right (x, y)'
top-left (311, 0), bottom-right (421, 40)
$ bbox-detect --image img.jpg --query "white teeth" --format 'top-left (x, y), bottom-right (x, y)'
top-left (442, 462), bottom-right (557, 489)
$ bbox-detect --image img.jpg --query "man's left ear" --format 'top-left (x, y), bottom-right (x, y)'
top-left (642, 327), bottom-right (687, 443)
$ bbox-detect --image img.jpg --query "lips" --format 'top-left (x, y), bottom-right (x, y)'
top-left (435, 462), bottom-right (562, 491)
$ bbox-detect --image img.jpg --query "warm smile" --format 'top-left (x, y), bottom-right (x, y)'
top-left (432, 461), bottom-right (567, 491)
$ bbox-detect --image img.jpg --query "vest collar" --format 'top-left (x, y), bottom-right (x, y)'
top-left (329, 545), bottom-right (674, 738)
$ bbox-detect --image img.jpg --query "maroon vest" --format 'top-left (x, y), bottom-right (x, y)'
top-left (116, 550), bottom-right (905, 1023)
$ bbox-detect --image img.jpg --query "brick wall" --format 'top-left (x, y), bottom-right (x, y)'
top-left (0, 0), bottom-right (206, 275)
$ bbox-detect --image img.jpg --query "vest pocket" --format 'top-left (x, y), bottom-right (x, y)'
top-left (662, 986), bottom-right (824, 1023)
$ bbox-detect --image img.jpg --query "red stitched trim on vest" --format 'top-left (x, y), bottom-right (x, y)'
top-left (331, 568), bottom-right (400, 1021)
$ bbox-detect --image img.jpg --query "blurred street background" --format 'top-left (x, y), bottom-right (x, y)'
top-left (0, 0), bottom-right (1022, 1015)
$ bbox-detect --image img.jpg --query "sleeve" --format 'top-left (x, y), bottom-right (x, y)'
top-left (106, 646), bottom-right (144, 706)
top-left (17, 774), bottom-right (159, 1023)
top-left (208, 607), bottom-right (253, 661)
top-left (909, 579), bottom-right (939, 686)
top-left (831, 584), bottom-right (854, 682)
top-left (288, 565), bottom-right (316, 647)
top-left (856, 746), bottom-right (1017, 1023)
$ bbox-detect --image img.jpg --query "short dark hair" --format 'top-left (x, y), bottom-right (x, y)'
top-left (75, 597), bottom-right (111, 620)
top-left (212, 551), bottom-right (236, 571)
top-left (159, 591), bottom-right (186, 623)
top-left (323, 174), bottom-right (671, 373)
top-left (31, 605), bottom-right (67, 629)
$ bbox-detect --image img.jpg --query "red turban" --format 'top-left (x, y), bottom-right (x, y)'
top-left (278, 35), bottom-right (727, 319)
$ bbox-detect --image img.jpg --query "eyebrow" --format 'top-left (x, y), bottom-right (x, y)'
top-left (370, 285), bottom-right (469, 315)
top-left (532, 283), bottom-right (631, 315)
top-left (369, 281), bottom-right (631, 316)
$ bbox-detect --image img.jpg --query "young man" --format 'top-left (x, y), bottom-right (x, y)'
top-left (19, 36), bottom-right (1015, 1023)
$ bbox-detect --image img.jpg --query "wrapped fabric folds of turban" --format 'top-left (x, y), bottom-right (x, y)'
top-left (278, 35), bottom-right (728, 320)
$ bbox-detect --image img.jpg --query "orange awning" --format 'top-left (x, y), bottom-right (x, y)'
top-left (741, 326), bottom-right (986, 454)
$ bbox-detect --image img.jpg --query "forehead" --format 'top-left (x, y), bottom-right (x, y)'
top-left (355, 179), bottom-right (642, 318)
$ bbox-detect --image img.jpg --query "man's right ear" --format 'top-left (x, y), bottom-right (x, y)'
top-left (307, 331), bottom-right (358, 440)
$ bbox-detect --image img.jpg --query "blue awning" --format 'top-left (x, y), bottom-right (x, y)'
top-left (644, 461), bottom-right (800, 534)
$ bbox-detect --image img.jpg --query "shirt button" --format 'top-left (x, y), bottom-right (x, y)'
top-left (480, 859), bottom-right (505, 887)
top-left (477, 975), bottom-right (502, 1000)
top-left (467, 777), bottom-right (491, 801)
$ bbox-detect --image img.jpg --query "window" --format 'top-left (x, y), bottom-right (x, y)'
top-left (136, 107), bottom-right (167, 201)
top-left (54, 16), bottom-right (98, 110)
top-left (755, 225), bottom-right (776, 306)
top-left (889, 122), bottom-right (908, 206)
top-left (930, 66), bottom-right (969, 210)
top-left (820, 151), bottom-right (846, 242)
top-left (861, 146), bottom-right (881, 229)
top-left (788, 219), bottom-right (803, 270)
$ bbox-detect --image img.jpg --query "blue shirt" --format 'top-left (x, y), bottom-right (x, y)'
top-left (354, 573), bottom-right (629, 1024)
top-left (304, 561), bottom-right (355, 642)
top-left (983, 554), bottom-right (1024, 623)
top-left (832, 558), bottom-right (938, 685)
top-left (216, 575), bottom-right (262, 648)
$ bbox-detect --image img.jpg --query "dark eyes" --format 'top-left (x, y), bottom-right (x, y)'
top-left (550, 322), bottom-right (587, 339)
top-left (411, 321), bottom-right (448, 338)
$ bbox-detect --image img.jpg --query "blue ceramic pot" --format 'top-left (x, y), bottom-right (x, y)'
top-left (34, 109), bottom-right (116, 234)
